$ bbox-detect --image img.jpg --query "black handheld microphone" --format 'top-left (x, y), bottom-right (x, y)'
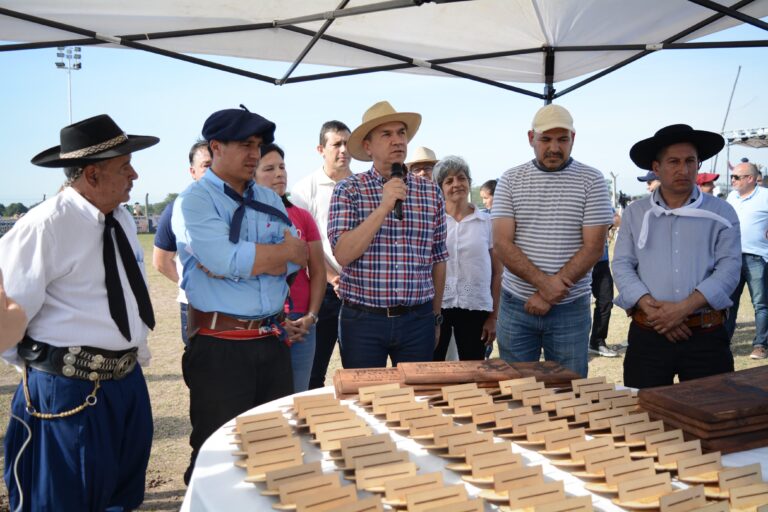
top-left (390, 163), bottom-right (405, 221)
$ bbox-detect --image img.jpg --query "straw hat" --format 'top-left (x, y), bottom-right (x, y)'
top-left (348, 101), bottom-right (421, 162)
top-left (406, 146), bottom-right (438, 166)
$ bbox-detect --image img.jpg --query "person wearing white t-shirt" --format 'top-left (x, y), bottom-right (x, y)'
top-left (290, 120), bottom-right (353, 388)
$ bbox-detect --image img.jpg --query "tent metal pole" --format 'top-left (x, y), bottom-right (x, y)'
top-left (274, 0), bottom-right (425, 27)
top-left (284, 63), bottom-right (413, 83)
top-left (543, 47), bottom-right (555, 104)
top-left (687, 0), bottom-right (768, 31)
top-left (277, 0), bottom-right (351, 85)
top-left (0, 39), bottom-right (99, 52)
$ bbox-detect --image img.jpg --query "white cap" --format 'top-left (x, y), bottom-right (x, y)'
top-left (531, 104), bottom-right (575, 133)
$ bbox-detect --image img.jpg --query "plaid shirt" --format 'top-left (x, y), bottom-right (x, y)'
top-left (328, 167), bottom-right (449, 308)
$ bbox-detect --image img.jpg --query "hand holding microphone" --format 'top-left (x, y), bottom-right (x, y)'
top-left (387, 163), bottom-right (407, 220)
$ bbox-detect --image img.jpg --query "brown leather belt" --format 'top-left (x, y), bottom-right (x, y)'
top-left (187, 305), bottom-right (285, 338)
top-left (632, 309), bottom-right (725, 329)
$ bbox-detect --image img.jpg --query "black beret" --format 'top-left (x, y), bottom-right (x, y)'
top-left (202, 105), bottom-right (275, 144)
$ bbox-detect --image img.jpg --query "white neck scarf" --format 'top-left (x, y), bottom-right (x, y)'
top-left (637, 190), bottom-right (732, 249)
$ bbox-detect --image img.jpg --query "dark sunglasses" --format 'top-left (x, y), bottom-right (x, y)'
top-left (731, 175), bottom-right (751, 181)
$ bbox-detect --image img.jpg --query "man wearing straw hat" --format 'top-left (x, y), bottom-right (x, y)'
top-left (613, 124), bottom-right (741, 388)
top-left (328, 101), bottom-right (448, 368)
top-left (406, 146), bottom-right (439, 180)
top-left (0, 114), bottom-right (159, 511)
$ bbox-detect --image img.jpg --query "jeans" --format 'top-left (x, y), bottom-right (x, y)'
top-left (497, 291), bottom-right (591, 377)
top-left (308, 285), bottom-right (341, 389)
top-left (288, 312), bottom-right (317, 393)
top-left (589, 260), bottom-right (614, 347)
top-left (726, 253), bottom-right (768, 348)
top-left (338, 301), bottom-right (435, 368)
top-left (180, 302), bottom-right (189, 347)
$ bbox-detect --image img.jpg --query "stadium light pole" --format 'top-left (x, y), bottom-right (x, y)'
top-left (55, 46), bottom-right (81, 124)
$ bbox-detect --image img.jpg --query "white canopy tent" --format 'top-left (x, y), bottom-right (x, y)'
top-left (1, 0), bottom-right (767, 102)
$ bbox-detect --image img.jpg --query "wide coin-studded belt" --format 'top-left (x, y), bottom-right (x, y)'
top-left (18, 337), bottom-right (138, 381)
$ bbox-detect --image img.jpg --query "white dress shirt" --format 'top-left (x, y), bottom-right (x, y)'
top-left (290, 166), bottom-right (346, 275)
top-left (0, 187), bottom-right (151, 366)
top-left (442, 206), bottom-right (494, 311)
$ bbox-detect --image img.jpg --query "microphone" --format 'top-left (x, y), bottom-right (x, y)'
top-left (390, 163), bottom-right (405, 221)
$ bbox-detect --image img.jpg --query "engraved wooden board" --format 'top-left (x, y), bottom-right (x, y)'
top-left (470, 402), bottom-right (509, 425)
top-left (507, 481), bottom-right (565, 508)
top-left (605, 458), bottom-right (656, 485)
top-left (422, 500), bottom-right (483, 512)
top-left (730, 483), bottom-right (768, 510)
top-left (719, 463), bottom-right (762, 491)
top-left (384, 471), bottom-right (443, 501)
top-left (325, 496), bottom-right (384, 512)
top-left (334, 367), bottom-right (401, 396)
top-left (659, 485), bottom-right (706, 512)
top-left (265, 461), bottom-right (324, 493)
top-left (471, 452), bottom-right (523, 479)
top-left (494, 465), bottom-right (544, 493)
top-left (355, 461), bottom-right (416, 491)
top-left (294, 484), bottom-right (357, 512)
top-left (539, 392), bottom-right (576, 412)
top-left (534, 495), bottom-right (593, 512)
top-left (357, 382), bottom-right (401, 404)
top-left (235, 410), bottom-right (286, 433)
top-left (617, 472), bottom-right (672, 503)
top-left (406, 485), bottom-right (468, 512)
top-left (545, 427), bottom-right (586, 451)
top-left (657, 440), bottom-right (702, 465)
top-left (409, 415), bottom-right (453, 437)
top-left (398, 359), bottom-right (521, 385)
top-left (624, 419), bottom-right (665, 443)
top-left (584, 446), bottom-right (631, 474)
top-left (278, 473), bottom-right (341, 506)
top-left (573, 402), bottom-right (610, 424)
top-left (572, 377), bottom-right (607, 395)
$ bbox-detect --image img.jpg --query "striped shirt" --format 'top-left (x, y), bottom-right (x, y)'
top-left (492, 158), bottom-right (613, 303)
top-left (328, 167), bottom-right (449, 308)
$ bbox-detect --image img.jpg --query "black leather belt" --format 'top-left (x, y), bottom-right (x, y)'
top-left (18, 337), bottom-right (138, 381)
top-left (343, 300), bottom-right (427, 318)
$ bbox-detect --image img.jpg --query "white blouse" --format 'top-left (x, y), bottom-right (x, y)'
top-left (442, 206), bottom-right (493, 311)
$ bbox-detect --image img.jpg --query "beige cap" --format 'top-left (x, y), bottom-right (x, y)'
top-left (531, 104), bottom-right (574, 133)
top-left (406, 146), bottom-right (438, 166)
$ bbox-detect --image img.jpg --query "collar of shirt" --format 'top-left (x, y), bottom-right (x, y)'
top-left (531, 157), bottom-right (574, 173)
top-left (62, 185), bottom-right (110, 225)
top-left (370, 166), bottom-right (408, 184)
top-left (201, 168), bottom-right (257, 199)
top-left (733, 186), bottom-right (760, 203)
top-left (652, 186), bottom-right (699, 209)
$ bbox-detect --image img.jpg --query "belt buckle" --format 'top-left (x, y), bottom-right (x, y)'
top-left (113, 352), bottom-right (137, 380)
top-left (700, 311), bottom-right (713, 329)
top-left (386, 307), bottom-right (400, 318)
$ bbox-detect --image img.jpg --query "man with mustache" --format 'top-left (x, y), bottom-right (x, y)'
top-left (328, 101), bottom-right (448, 368)
top-left (492, 104), bottom-right (613, 377)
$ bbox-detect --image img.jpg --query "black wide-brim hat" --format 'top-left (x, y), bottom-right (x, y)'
top-left (31, 114), bottom-right (159, 168)
top-left (630, 124), bottom-right (724, 170)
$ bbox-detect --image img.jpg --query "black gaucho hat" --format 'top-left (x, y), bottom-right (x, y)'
top-left (31, 114), bottom-right (159, 168)
top-left (630, 124), bottom-right (724, 171)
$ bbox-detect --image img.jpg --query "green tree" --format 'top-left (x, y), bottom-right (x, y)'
top-left (5, 203), bottom-right (28, 217)
top-left (0, 203), bottom-right (5, 217)
top-left (148, 193), bottom-right (178, 216)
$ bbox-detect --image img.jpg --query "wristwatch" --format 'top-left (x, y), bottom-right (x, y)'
top-left (434, 313), bottom-right (443, 326)
top-left (308, 312), bottom-right (319, 324)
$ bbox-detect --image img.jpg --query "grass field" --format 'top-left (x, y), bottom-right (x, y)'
top-left (0, 233), bottom-right (764, 510)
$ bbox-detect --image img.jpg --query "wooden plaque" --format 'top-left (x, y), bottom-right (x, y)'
top-left (569, 436), bottom-right (614, 462)
top-left (356, 461), bottom-right (416, 491)
top-left (534, 495), bottom-right (593, 512)
top-left (406, 485), bottom-right (468, 512)
top-left (423, 500), bottom-right (482, 512)
top-left (573, 402), bottom-right (609, 424)
top-left (507, 481), bottom-right (565, 508)
top-left (510, 381), bottom-right (544, 401)
top-left (471, 452), bottom-right (523, 479)
top-left (353, 452), bottom-right (410, 473)
top-left (409, 415), bottom-right (452, 437)
top-left (399, 407), bottom-right (441, 427)
top-left (294, 484), bottom-right (356, 512)
top-left (432, 423), bottom-right (475, 446)
top-left (441, 382), bottom-right (480, 400)
top-left (398, 360), bottom-right (521, 385)
top-left (239, 425), bottom-right (293, 447)
top-left (584, 446), bottom-right (631, 474)
top-left (278, 473), bottom-right (340, 506)
top-left (510, 412), bottom-right (549, 434)
top-left (470, 402), bottom-right (508, 425)
top-left (521, 387), bottom-right (556, 407)
top-left (526, 419), bottom-right (569, 442)
top-left (308, 410), bottom-right (358, 434)
top-left (617, 472), bottom-right (671, 503)
top-left (452, 394), bottom-right (492, 415)
top-left (587, 408), bottom-right (627, 430)
top-left (539, 392), bottom-right (576, 412)
top-left (339, 433), bottom-right (393, 454)
top-left (545, 427), bottom-right (586, 451)
top-left (499, 377), bottom-right (537, 395)
top-left (730, 483), bottom-right (768, 509)
top-left (657, 440), bottom-right (702, 465)
top-left (298, 398), bottom-right (342, 419)
top-left (494, 465), bottom-right (544, 493)
top-left (384, 400), bottom-right (427, 422)
top-left (245, 436), bottom-right (300, 459)
top-left (446, 432), bottom-right (493, 457)
top-left (610, 412), bottom-right (650, 436)
top-left (598, 389), bottom-right (633, 402)
top-left (342, 443), bottom-right (397, 470)
top-left (509, 361), bottom-right (581, 387)
top-left (293, 392), bottom-right (336, 409)
top-left (235, 416), bottom-right (288, 437)
top-left (659, 485), bottom-right (706, 512)
top-left (235, 410), bottom-right (285, 433)
top-left (246, 449), bottom-right (303, 478)
top-left (384, 472), bottom-right (443, 501)
top-left (609, 395), bottom-right (640, 411)
top-left (676, 452), bottom-right (722, 479)
top-left (624, 419), bottom-right (665, 443)
top-left (605, 458), bottom-right (656, 485)
top-left (719, 463), bottom-right (762, 491)
top-left (265, 461), bottom-right (324, 493)
top-left (689, 503), bottom-right (729, 512)
top-left (326, 495), bottom-right (383, 512)
top-left (358, 383), bottom-right (401, 404)
top-left (334, 368), bottom-right (401, 396)
top-left (371, 387), bottom-right (414, 415)
top-left (493, 406), bottom-right (534, 428)
top-left (554, 397), bottom-right (591, 418)
top-left (317, 425), bottom-right (372, 451)
top-left (314, 418), bottom-right (367, 437)
top-left (445, 388), bottom-right (485, 406)
top-left (464, 441), bottom-right (513, 466)
top-left (571, 377), bottom-right (606, 395)
top-left (579, 382), bottom-right (616, 401)
top-left (645, 429), bottom-right (684, 453)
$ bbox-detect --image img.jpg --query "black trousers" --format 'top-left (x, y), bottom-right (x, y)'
top-left (308, 284), bottom-right (342, 389)
top-left (590, 260), bottom-right (614, 346)
top-left (433, 308), bottom-right (490, 361)
top-left (182, 333), bottom-right (293, 482)
top-left (623, 322), bottom-right (734, 389)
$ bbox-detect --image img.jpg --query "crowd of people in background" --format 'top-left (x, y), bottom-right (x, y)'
top-left (0, 101), bottom-right (765, 510)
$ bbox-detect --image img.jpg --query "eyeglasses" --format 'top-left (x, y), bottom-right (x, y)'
top-left (731, 175), bottom-right (751, 181)
top-left (411, 165), bottom-right (434, 174)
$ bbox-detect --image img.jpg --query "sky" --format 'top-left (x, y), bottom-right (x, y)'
top-left (1, 22), bottom-right (766, 207)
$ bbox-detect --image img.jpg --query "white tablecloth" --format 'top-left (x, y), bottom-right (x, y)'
top-left (181, 387), bottom-right (768, 512)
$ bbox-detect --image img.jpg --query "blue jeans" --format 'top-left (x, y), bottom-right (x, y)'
top-left (726, 254), bottom-right (768, 348)
top-left (338, 301), bottom-right (435, 368)
top-left (288, 312), bottom-right (317, 393)
top-left (497, 291), bottom-right (591, 377)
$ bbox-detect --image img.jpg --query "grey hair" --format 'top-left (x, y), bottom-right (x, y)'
top-left (434, 155), bottom-right (471, 188)
top-left (64, 166), bottom-right (85, 186)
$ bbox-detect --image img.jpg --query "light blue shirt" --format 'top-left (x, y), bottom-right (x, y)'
top-left (172, 170), bottom-right (299, 318)
top-left (727, 186), bottom-right (768, 259)
top-left (613, 188), bottom-right (741, 311)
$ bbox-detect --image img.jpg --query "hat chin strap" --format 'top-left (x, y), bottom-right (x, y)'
top-left (59, 133), bottom-right (128, 159)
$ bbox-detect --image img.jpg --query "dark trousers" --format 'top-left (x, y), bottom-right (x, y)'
top-left (5, 366), bottom-right (152, 512)
top-left (623, 322), bottom-right (734, 389)
top-left (590, 260), bottom-right (614, 346)
top-left (308, 284), bottom-right (342, 389)
top-left (182, 333), bottom-right (293, 483)
top-left (434, 308), bottom-right (490, 361)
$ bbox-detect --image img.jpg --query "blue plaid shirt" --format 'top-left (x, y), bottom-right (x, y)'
top-left (328, 167), bottom-right (449, 308)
